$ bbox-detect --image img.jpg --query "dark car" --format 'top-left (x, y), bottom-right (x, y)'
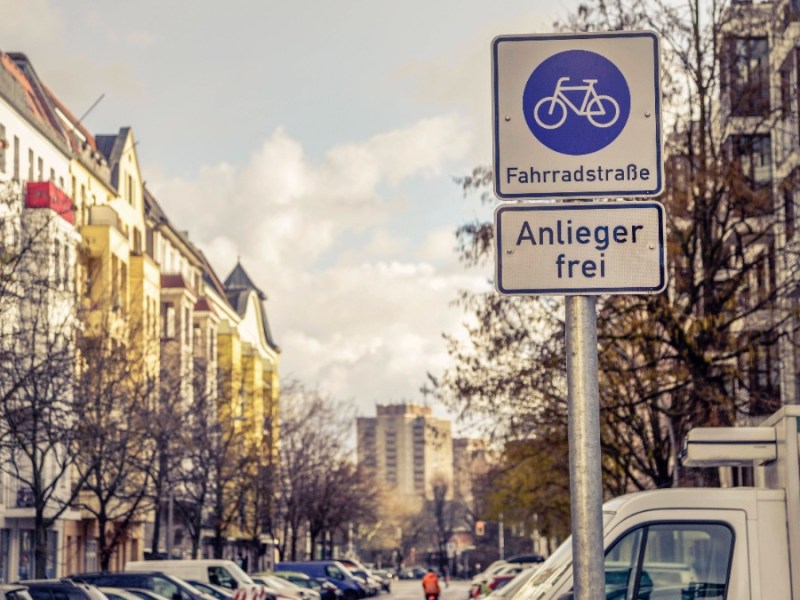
top-left (68, 573), bottom-right (210, 600)
top-left (504, 555), bottom-right (545, 565)
top-left (0, 585), bottom-right (34, 600)
top-left (311, 578), bottom-right (341, 600)
top-left (274, 563), bottom-right (364, 600)
top-left (22, 580), bottom-right (107, 600)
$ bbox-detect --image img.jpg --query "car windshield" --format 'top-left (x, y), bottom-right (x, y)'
top-left (517, 511), bottom-right (615, 599)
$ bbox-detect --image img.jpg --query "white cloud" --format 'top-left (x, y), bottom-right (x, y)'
top-left (147, 115), bottom-right (489, 413)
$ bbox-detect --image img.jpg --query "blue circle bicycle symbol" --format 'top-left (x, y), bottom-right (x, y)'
top-left (522, 50), bottom-right (630, 156)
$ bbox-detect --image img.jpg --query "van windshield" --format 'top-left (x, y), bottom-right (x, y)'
top-left (517, 511), bottom-right (615, 599)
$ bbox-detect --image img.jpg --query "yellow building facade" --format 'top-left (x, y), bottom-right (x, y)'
top-left (0, 51), bottom-right (281, 576)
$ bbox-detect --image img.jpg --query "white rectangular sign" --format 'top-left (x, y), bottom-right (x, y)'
top-left (492, 31), bottom-right (663, 199)
top-left (495, 202), bottom-right (667, 295)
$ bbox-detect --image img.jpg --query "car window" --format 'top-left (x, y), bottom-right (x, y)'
top-left (324, 566), bottom-right (344, 580)
top-left (208, 568), bottom-right (237, 590)
top-left (601, 522), bottom-right (733, 600)
top-left (8, 592), bottom-right (35, 600)
top-left (27, 591), bottom-right (50, 600)
top-left (640, 523), bottom-right (732, 598)
top-left (605, 526), bottom-right (644, 599)
top-left (151, 577), bottom-right (179, 600)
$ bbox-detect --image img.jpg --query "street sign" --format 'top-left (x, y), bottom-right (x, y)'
top-left (492, 31), bottom-right (662, 199)
top-left (495, 201), bottom-right (667, 295)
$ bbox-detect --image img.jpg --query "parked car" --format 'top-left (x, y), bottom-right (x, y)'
top-left (273, 562), bottom-right (365, 600)
top-left (269, 573), bottom-right (334, 600)
top-left (469, 562), bottom-right (508, 598)
top-left (482, 567), bottom-right (539, 600)
top-left (69, 572), bottom-right (214, 600)
top-left (471, 564), bottom-right (528, 599)
top-left (332, 562), bottom-right (377, 597)
top-left (183, 582), bottom-right (233, 600)
top-left (0, 586), bottom-right (32, 600)
top-left (100, 589), bottom-right (151, 600)
top-left (366, 572), bottom-right (390, 594)
top-left (124, 590), bottom-right (168, 600)
top-left (395, 569), bottom-right (416, 581)
top-left (23, 580), bottom-right (108, 600)
top-left (125, 561), bottom-right (253, 592)
top-left (248, 575), bottom-right (308, 600)
top-left (0, 585), bottom-right (33, 600)
top-left (311, 579), bottom-right (341, 600)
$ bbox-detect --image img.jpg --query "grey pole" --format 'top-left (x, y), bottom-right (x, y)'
top-left (565, 295), bottom-right (605, 600)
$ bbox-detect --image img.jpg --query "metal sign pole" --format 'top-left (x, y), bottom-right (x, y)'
top-left (565, 295), bottom-right (605, 599)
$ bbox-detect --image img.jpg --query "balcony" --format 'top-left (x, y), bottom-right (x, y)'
top-left (25, 181), bottom-right (74, 225)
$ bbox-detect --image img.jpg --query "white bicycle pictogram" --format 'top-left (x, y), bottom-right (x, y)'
top-left (533, 77), bottom-right (620, 129)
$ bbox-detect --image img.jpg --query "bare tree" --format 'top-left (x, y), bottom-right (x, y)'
top-left (0, 182), bottom-right (86, 577)
top-left (72, 325), bottom-right (157, 571)
top-left (274, 381), bottom-right (379, 562)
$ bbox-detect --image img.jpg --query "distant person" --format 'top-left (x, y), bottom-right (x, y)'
top-left (422, 568), bottom-right (440, 600)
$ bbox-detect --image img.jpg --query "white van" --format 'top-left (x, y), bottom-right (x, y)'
top-left (125, 560), bottom-right (255, 591)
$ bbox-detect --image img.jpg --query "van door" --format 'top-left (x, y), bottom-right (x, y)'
top-left (553, 509), bottom-right (750, 600)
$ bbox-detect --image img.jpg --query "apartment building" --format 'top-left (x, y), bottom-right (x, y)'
top-left (715, 0), bottom-right (800, 423)
top-left (0, 50), bottom-right (281, 577)
top-left (0, 51), bottom-right (82, 582)
top-left (357, 404), bottom-right (453, 508)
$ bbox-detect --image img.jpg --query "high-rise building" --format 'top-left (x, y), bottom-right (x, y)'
top-left (357, 404), bottom-right (453, 507)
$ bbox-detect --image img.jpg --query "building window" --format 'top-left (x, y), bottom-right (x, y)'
top-left (162, 303), bottom-right (176, 339)
top-left (785, 186), bottom-right (796, 239)
top-left (64, 246), bottom-right (71, 292)
top-left (729, 134), bottom-right (773, 218)
top-left (0, 124), bottom-right (6, 173)
top-left (17, 531), bottom-right (52, 579)
top-left (18, 530), bottom-right (32, 581)
top-left (53, 239), bottom-right (61, 288)
top-left (780, 57), bottom-right (793, 119)
top-left (27, 149), bottom-right (33, 181)
top-left (724, 36), bottom-right (770, 116)
top-left (194, 324), bottom-right (202, 353)
top-left (0, 529), bottom-right (9, 583)
top-left (12, 137), bottom-right (18, 181)
top-left (743, 334), bottom-right (781, 416)
top-left (784, 0), bottom-right (800, 29)
top-left (84, 538), bottom-right (97, 572)
top-left (37, 157), bottom-right (43, 181)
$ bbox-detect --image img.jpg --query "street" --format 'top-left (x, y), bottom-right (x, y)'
top-left (386, 579), bottom-right (471, 600)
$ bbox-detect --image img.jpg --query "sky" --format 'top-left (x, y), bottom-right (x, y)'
top-left (2, 0), bottom-right (581, 427)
